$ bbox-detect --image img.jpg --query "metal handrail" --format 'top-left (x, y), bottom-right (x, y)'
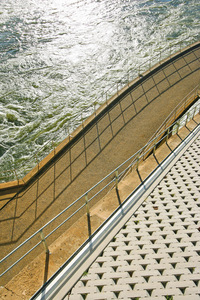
top-left (141, 83), bottom-right (200, 158)
top-left (148, 84), bottom-right (200, 140)
top-left (31, 121), bottom-right (200, 300)
top-left (0, 34), bottom-right (199, 182)
top-left (1, 98), bottom-right (199, 279)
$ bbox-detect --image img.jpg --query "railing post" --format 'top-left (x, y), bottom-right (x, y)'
top-left (176, 120), bottom-right (180, 133)
top-left (35, 154), bottom-right (39, 171)
top-left (115, 170), bottom-right (119, 190)
top-left (13, 169), bottom-right (19, 183)
top-left (166, 128), bottom-right (170, 143)
top-left (52, 141), bottom-right (55, 156)
top-left (192, 106), bottom-right (197, 120)
top-left (115, 170), bottom-right (121, 205)
top-left (68, 126), bottom-right (71, 141)
top-left (85, 194), bottom-right (91, 237)
top-left (81, 112), bottom-right (84, 128)
top-left (136, 153), bottom-right (140, 170)
top-left (153, 140), bottom-right (156, 155)
top-left (185, 112), bottom-right (190, 125)
top-left (40, 230), bottom-right (49, 254)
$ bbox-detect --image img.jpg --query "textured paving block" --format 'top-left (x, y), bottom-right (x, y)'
top-left (175, 296), bottom-right (200, 300)
top-left (69, 135), bottom-right (200, 299)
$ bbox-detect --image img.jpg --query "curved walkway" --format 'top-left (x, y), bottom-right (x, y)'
top-left (0, 109), bottom-right (199, 300)
top-left (0, 41), bottom-right (200, 287)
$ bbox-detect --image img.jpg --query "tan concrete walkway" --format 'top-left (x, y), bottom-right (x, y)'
top-left (0, 112), bottom-right (199, 300)
top-left (0, 41), bottom-right (200, 288)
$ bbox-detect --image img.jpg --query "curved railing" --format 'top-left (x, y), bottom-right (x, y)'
top-left (141, 84), bottom-right (200, 159)
top-left (0, 34), bottom-right (199, 183)
top-left (0, 93), bottom-right (199, 281)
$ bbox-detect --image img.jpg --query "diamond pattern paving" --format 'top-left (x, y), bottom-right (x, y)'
top-left (68, 134), bottom-right (200, 300)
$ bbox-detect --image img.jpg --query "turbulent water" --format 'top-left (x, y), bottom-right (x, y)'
top-left (0, 0), bottom-right (199, 181)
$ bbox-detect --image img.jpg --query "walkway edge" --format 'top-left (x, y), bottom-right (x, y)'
top-left (31, 124), bottom-right (200, 300)
top-left (1, 41), bottom-right (199, 193)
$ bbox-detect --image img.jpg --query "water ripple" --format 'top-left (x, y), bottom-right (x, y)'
top-left (0, 0), bottom-right (199, 181)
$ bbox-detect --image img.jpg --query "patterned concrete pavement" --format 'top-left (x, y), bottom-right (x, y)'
top-left (68, 133), bottom-right (200, 300)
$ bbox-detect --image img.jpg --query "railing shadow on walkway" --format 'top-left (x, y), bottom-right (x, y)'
top-left (0, 41), bottom-right (200, 286)
top-left (0, 92), bottom-right (199, 287)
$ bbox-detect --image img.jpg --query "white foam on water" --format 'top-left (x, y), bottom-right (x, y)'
top-left (0, 0), bottom-right (199, 181)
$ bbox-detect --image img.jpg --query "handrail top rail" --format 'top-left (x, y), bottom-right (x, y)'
top-left (1, 90), bottom-right (199, 268)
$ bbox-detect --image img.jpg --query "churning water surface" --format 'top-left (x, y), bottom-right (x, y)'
top-left (0, 0), bottom-right (200, 181)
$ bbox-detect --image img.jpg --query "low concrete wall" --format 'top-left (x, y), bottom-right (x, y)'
top-left (0, 41), bottom-right (199, 285)
top-left (1, 41), bottom-right (199, 196)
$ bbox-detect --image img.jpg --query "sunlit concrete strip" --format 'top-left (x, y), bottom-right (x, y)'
top-left (31, 125), bottom-right (199, 300)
